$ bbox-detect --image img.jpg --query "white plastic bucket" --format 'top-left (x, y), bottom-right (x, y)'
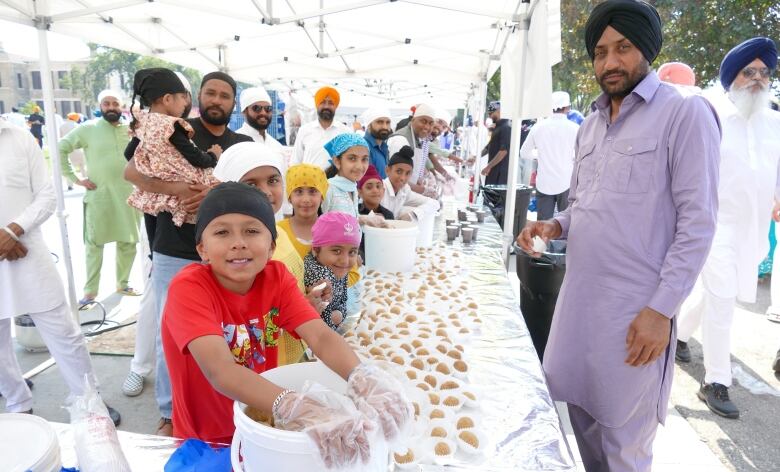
top-left (414, 208), bottom-right (436, 248)
top-left (363, 220), bottom-right (419, 273)
top-left (232, 362), bottom-right (389, 472)
top-left (0, 413), bottom-right (61, 472)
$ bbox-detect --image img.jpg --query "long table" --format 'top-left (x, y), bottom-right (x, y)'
top-left (53, 204), bottom-right (575, 471)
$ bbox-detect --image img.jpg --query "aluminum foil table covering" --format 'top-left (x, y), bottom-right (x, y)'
top-left (347, 202), bottom-right (576, 471)
top-left (50, 203), bottom-right (575, 472)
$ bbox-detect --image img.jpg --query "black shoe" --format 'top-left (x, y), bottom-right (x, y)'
top-left (106, 405), bottom-right (121, 427)
top-left (675, 340), bottom-right (691, 363)
top-left (773, 349), bottom-right (780, 373)
top-left (697, 382), bottom-right (739, 419)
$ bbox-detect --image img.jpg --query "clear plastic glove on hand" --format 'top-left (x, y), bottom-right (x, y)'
top-left (347, 362), bottom-right (413, 444)
top-left (358, 212), bottom-right (388, 228)
top-left (273, 384), bottom-right (374, 469)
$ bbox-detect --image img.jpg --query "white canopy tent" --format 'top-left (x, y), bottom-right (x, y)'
top-left (0, 0), bottom-right (561, 313)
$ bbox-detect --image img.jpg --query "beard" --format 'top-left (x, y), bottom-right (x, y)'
top-left (369, 125), bottom-right (391, 140)
top-left (728, 82), bottom-right (770, 119)
top-left (597, 62), bottom-right (649, 99)
top-left (247, 115), bottom-right (270, 131)
top-left (318, 109), bottom-right (334, 121)
top-left (102, 110), bottom-right (121, 123)
top-left (201, 105), bottom-right (231, 125)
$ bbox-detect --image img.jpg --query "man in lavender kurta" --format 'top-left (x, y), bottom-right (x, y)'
top-left (518, 1), bottom-right (721, 470)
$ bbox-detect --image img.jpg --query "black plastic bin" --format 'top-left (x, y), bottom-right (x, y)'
top-left (481, 185), bottom-right (533, 239)
top-left (514, 240), bottom-right (566, 361)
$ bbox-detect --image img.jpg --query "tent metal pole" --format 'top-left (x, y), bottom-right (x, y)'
top-left (36, 17), bottom-right (80, 320)
top-left (501, 4), bottom-right (534, 269)
top-left (471, 79), bottom-right (487, 201)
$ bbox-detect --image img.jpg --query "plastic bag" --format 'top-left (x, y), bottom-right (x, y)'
top-left (66, 376), bottom-right (130, 472)
top-left (164, 439), bottom-right (231, 472)
top-left (273, 381), bottom-right (379, 470)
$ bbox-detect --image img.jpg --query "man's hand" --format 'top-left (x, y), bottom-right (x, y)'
top-left (480, 165), bottom-right (491, 176)
top-left (625, 307), bottom-right (672, 367)
top-left (772, 200), bottom-right (780, 222)
top-left (77, 179), bottom-right (97, 190)
top-left (0, 241), bottom-right (28, 261)
top-left (516, 220), bottom-right (562, 256)
top-left (182, 184), bottom-right (211, 213)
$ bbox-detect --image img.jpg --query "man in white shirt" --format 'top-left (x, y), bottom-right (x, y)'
top-left (676, 37), bottom-right (780, 419)
top-left (520, 91), bottom-right (580, 220)
top-left (236, 86), bottom-right (283, 152)
top-left (381, 144), bottom-right (438, 221)
top-left (292, 86), bottom-right (350, 169)
top-left (0, 119), bottom-right (119, 422)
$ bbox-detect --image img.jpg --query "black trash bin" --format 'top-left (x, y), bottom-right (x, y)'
top-left (514, 240), bottom-right (566, 361)
top-left (481, 185), bottom-right (533, 239)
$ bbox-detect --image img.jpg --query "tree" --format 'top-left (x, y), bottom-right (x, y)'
top-left (553, 0), bottom-right (780, 111)
top-left (63, 44), bottom-right (203, 109)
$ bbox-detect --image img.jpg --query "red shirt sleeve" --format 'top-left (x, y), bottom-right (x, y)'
top-left (163, 265), bottom-right (224, 355)
top-left (273, 262), bottom-right (321, 339)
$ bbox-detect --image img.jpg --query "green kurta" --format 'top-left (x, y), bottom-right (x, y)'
top-left (59, 118), bottom-right (139, 245)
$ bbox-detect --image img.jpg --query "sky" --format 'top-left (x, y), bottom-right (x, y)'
top-left (0, 20), bottom-right (90, 61)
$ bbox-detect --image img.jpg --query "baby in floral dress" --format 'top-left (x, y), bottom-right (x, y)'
top-left (127, 67), bottom-right (221, 226)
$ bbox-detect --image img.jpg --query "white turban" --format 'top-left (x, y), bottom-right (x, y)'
top-left (551, 91), bottom-right (571, 110)
top-left (174, 72), bottom-right (192, 95)
top-left (413, 103), bottom-right (436, 119)
top-left (361, 107), bottom-right (392, 127)
top-left (97, 89), bottom-right (123, 106)
top-left (240, 87), bottom-right (273, 111)
top-left (435, 108), bottom-right (452, 124)
top-left (213, 141), bottom-right (284, 183)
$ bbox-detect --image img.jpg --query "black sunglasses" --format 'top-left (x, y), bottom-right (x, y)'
top-left (250, 104), bottom-right (273, 113)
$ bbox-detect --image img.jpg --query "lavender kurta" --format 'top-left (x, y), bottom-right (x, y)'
top-left (545, 72), bottom-right (721, 428)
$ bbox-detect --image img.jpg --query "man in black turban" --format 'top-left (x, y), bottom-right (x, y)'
top-left (518, 1), bottom-right (723, 471)
top-left (584, 0), bottom-right (662, 113)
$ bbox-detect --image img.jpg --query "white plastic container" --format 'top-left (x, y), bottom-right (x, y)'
top-left (415, 209), bottom-right (437, 248)
top-left (0, 413), bottom-right (61, 472)
top-left (363, 220), bottom-right (419, 273)
top-left (232, 362), bottom-right (389, 472)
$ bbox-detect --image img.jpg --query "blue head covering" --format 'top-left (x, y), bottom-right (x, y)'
top-left (720, 37), bottom-right (778, 90)
top-left (323, 133), bottom-right (369, 159)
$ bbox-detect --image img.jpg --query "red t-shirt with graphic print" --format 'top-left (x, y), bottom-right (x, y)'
top-left (162, 261), bottom-right (320, 444)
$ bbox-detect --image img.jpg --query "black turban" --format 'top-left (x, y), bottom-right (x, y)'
top-left (195, 182), bottom-right (277, 243)
top-left (201, 71), bottom-right (237, 96)
top-left (132, 68), bottom-right (187, 106)
top-left (584, 0), bottom-right (663, 64)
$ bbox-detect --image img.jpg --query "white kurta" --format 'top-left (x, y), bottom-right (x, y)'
top-left (380, 178), bottom-right (438, 221)
top-left (291, 120), bottom-right (350, 169)
top-left (704, 97), bottom-right (780, 303)
top-left (0, 120), bottom-right (64, 317)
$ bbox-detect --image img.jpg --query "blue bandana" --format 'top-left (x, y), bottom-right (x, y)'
top-left (720, 37), bottom-right (778, 90)
top-left (323, 133), bottom-right (369, 158)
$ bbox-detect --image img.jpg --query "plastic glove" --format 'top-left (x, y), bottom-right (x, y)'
top-left (346, 362), bottom-right (413, 442)
top-left (358, 213), bottom-right (386, 228)
top-left (273, 385), bottom-right (373, 469)
top-left (398, 212), bottom-right (414, 222)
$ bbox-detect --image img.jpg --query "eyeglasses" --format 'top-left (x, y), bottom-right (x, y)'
top-left (740, 67), bottom-right (772, 80)
top-left (250, 104), bottom-right (273, 113)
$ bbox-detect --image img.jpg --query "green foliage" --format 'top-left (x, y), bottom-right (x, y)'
top-left (19, 101), bottom-right (38, 114)
top-left (67, 44), bottom-right (203, 109)
top-left (553, 0), bottom-right (780, 111)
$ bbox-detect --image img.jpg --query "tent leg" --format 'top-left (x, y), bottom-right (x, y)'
top-left (36, 19), bottom-right (80, 321)
top-left (501, 17), bottom-right (531, 269)
top-left (472, 79), bottom-right (487, 202)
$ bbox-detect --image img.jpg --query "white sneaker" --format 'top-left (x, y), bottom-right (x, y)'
top-left (122, 371), bottom-right (144, 397)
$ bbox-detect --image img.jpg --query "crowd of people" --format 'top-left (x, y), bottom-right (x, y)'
top-left (1, 0), bottom-right (779, 470)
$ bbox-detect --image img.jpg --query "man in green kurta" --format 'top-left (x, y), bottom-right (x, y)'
top-left (58, 90), bottom-right (140, 303)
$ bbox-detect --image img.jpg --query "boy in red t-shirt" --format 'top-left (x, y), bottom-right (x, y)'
top-left (162, 182), bottom-right (411, 467)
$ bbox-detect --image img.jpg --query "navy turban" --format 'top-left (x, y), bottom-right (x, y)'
top-left (584, 0), bottom-right (663, 64)
top-left (719, 37), bottom-right (778, 90)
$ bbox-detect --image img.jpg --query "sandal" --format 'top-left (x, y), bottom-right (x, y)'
top-left (117, 287), bottom-right (141, 297)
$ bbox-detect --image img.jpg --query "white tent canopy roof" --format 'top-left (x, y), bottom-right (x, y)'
top-left (1, 0), bottom-right (560, 108)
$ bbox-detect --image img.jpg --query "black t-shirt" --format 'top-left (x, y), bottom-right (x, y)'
top-left (153, 118), bottom-right (253, 260)
top-left (485, 118), bottom-right (512, 185)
